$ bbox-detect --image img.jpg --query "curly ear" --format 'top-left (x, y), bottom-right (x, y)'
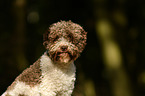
top-left (81, 29), bottom-right (87, 41)
top-left (43, 30), bottom-right (49, 48)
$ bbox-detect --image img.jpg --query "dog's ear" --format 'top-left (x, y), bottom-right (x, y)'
top-left (81, 29), bottom-right (87, 41)
top-left (43, 30), bottom-right (50, 49)
top-left (79, 29), bottom-right (87, 53)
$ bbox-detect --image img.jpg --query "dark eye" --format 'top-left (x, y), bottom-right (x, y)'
top-left (68, 34), bottom-right (73, 41)
top-left (53, 36), bottom-right (59, 42)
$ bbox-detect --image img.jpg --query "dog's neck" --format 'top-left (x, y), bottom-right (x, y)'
top-left (40, 52), bottom-right (76, 75)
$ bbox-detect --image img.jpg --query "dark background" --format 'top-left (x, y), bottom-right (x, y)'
top-left (0, 0), bottom-right (145, 96)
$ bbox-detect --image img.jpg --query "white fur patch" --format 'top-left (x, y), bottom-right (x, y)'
top-left (2, 81), bottom-right (40, 96)
top-left (39, 52), bottom-right (76, 96)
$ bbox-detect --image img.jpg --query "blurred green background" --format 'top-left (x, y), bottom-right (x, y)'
top-left (1, 0), bottom-right (145, 96)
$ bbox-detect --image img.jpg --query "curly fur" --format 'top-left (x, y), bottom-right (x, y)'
top-left (2, 20), bottom-right (87, 96)
top-left (43, 20), bottom-right (87, 59)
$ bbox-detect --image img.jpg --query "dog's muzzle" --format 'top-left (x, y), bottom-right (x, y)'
top-left (49, 45), bottom-right (78, 64)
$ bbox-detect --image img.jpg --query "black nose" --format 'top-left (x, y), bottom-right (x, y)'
top-left (61, 46), bottom-right (68, 51)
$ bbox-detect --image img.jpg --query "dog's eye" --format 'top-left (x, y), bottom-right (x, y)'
top-left (53, 36), bottom-right (59, 42)
top-left (68, 34), bottom-right (73, 41)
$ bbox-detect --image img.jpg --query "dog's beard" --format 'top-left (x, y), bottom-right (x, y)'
top-left (49, 50), bottom-right (78, 64)
top-left (49, 51), bottom-right (72, 64)
top-left (56, 52), bottom-right (71, 63)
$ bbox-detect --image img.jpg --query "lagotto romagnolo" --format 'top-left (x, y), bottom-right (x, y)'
top-left (2, 21), bottom-right (87, 96)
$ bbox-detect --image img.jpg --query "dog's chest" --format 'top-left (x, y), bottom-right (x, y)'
top-left (41, 68), bottom-right (75, 91)
top-left (39, 54), bottom-right (76, 94)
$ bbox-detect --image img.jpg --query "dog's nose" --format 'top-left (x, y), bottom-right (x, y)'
top-left (61, 46), bottom-right (68, 51)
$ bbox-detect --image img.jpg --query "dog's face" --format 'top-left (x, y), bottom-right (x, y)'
top-left (43, 21), bottom-right (87, 64)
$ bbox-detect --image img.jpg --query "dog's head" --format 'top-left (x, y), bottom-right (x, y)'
top-left (43, 21), bottom-right (87, 64)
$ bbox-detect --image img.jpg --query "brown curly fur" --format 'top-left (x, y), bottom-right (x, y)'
top-left (43, 20), bottom-right (87, 62)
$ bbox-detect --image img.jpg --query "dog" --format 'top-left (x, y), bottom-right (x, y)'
top-left (2, 20), bottom-right (87, 96)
